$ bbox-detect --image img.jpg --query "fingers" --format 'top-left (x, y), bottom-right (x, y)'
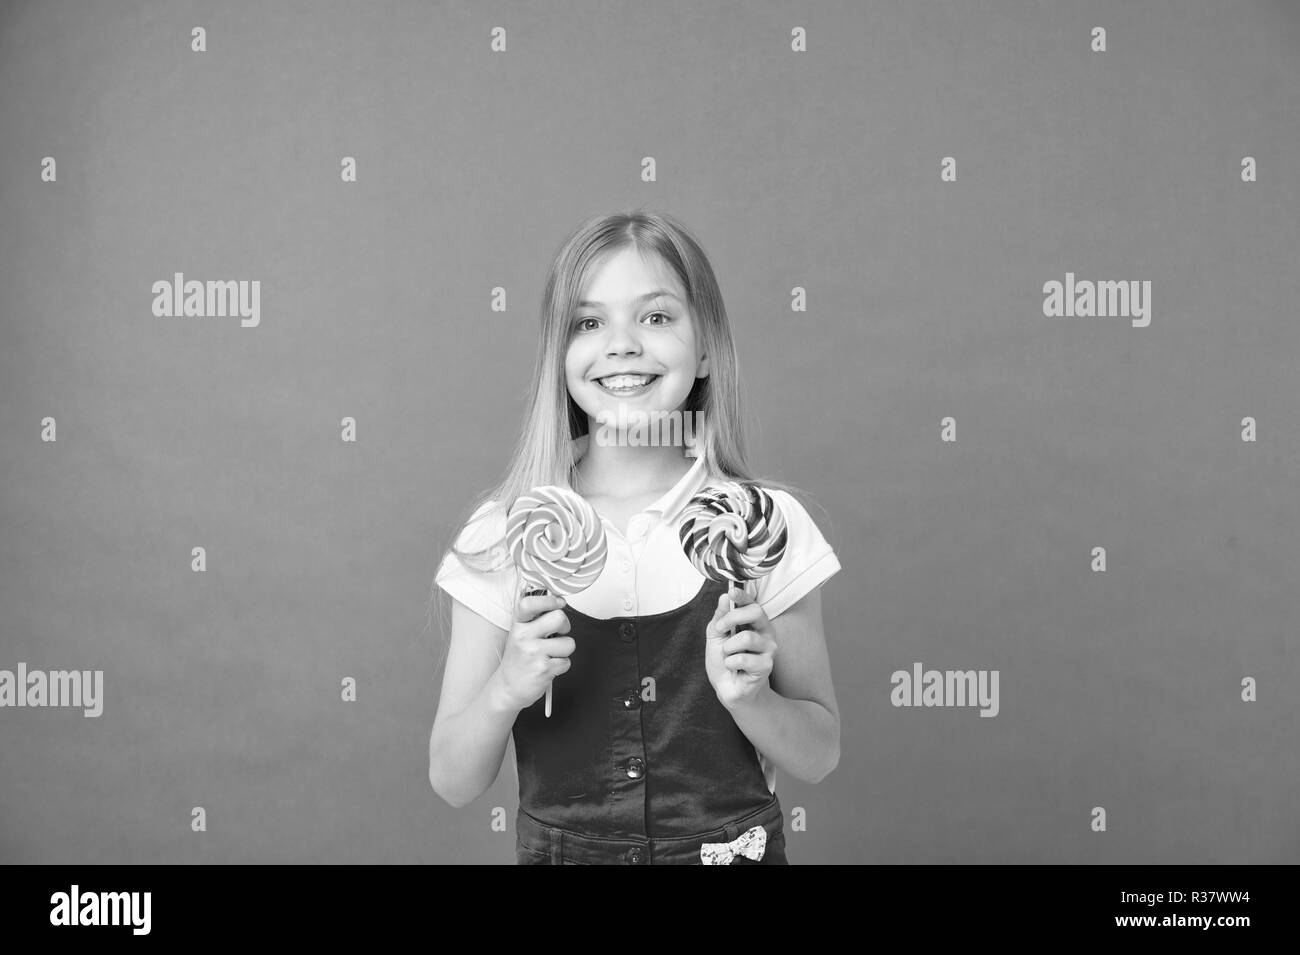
top-left (718, 628), bottom-right (776, 679)
top-left (514, 630), bottom-right (574, 680)
top-left (537, 634), bottom-right (576, 658)
top-left (515, 593), bottom-right (567, 624)
top-left (511, 610), bottom-right (571, 643)
top-left (514, 644), bottom-right (573, 690)
top-left (501, 593), bottom-right (578, 710)
top-left (719, 630), bottom-right (775, 656)
top-left (729, 588), bottom-right (756, 606)
top-left (514, 603), bottom-right (571, 643)
top-left (531, 608), bottom-right (571, 639)
top-left (722, 652), bottom-right (773, 676)
top-left (713, 594), bottom-right (766, 635)
top-left (519, 633), bottom-right (574, 674)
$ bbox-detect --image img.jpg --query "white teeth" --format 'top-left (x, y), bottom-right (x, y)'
top-left (599, 374), bottom-right (655, 389)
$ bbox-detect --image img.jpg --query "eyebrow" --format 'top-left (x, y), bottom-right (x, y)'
top-left (576, 290), bottom-right (681, 309)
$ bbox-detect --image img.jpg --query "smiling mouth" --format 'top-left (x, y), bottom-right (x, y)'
top-left (596, 374), bottom-right (660, 394)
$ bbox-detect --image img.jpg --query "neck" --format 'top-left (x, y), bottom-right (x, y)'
top-left (573, 431), bottom-right (694, 499)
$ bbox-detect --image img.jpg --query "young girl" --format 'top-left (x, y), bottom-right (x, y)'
top-left (429, 211), bottom-right (841, 864)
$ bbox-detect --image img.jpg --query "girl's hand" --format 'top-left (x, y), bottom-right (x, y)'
top-left (498, 593), bottom-right (574, 713)
top-left (704, 588), bottom-right (777, 711)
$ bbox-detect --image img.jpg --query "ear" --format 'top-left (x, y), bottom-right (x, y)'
top-left (696, 352), bottom-right (711, 378)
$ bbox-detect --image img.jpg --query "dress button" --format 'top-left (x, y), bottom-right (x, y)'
top-left (623, 597), bottom-right (633, 611)
top-left (625, 847), bottom-right (645, 865)
top-left (618, 621), bottom-right (636, 642)
top-left (625, 757), bottom-right (645, 779)
top-left (620, 689), bottom-right (641, 709)
top-left (621, 560), bottom-right (631, 573)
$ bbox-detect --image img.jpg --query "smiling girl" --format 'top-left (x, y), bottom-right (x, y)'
top-left (429, 211), bottom-right (841, 864)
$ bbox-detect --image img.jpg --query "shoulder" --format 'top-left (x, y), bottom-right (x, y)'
top-left (435, 499), bottom-right (518, 631)
top-left (454, 499), bottom-right (509, 552)
top-left (437, 498), bottom-right (512, 582)
top-left (765, 488), bottom-right (831, 543)
top-left (753, 487), bottom-right (840, 619)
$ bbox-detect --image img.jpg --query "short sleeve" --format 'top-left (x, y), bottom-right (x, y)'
top-left (434, 500), bottom-right (519, 632)
top-left (753, 489), bottom-right (841, 620)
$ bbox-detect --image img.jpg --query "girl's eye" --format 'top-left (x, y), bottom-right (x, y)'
top-left (573, 311), bottom-right (672, 332)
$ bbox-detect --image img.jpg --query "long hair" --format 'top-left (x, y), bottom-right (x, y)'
top-left (426, 209), bottom-right (825, 649)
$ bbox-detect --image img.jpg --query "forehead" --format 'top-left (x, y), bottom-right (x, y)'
top-left (578, 248), bottom-right (685, 306)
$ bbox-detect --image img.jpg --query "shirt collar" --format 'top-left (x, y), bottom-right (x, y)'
top-left (571, 435), bottom-right (711, 526)
top-left (644, 453), bottom-right (709, 525)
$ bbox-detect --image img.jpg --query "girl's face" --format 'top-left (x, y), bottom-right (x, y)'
top-left (565, 248), bottom-right (709, 425)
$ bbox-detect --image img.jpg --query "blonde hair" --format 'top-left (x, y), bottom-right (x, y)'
top-left (426, 208), bottom-right (829, 648)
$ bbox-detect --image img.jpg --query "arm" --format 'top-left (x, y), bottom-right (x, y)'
top-left (720, 586), bottom-right (841, 784)
top-left (428, 597), bottom-right (520, 808)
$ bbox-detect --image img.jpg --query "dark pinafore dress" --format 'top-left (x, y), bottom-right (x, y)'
top-left (512, 577), bottom-right (789, 864)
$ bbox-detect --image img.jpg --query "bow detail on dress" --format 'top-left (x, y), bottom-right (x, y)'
top-left (700, 824), bottom-right (767, 865)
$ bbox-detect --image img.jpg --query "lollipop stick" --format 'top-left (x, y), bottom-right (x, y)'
top-left (523, 586), bottom-right (555, 718)
top-left (725, 582), bottom-right (745, 674)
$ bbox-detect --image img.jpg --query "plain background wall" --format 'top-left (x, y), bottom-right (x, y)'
top-left (1, 0), bottom-right (1297, 863)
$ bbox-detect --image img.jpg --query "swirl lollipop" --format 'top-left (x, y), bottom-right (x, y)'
top-left (679, 482), bottom-right (788, 647)
top-left (506, 486), bottom-right (608, 717)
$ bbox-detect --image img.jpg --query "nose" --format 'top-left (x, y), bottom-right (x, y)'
top-left (604, 319), bottom-right (643, 357)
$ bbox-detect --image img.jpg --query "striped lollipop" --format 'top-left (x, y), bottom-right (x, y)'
top-left (506, 485), bottom-right (608, 717)
top-left (679, 482), bottom-right (788, 648)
